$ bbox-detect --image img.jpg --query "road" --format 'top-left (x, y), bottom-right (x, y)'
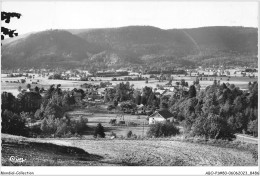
top-left (235, 134), bottom-right (258, 144)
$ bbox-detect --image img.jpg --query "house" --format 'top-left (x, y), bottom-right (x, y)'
top-left (148, 110), bottom-right (175, 125)
top-left (162, 91), bottom-right (175, 97)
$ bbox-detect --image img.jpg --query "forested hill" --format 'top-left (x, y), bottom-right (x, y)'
top-left (1, 26), bottom-right (257, 69)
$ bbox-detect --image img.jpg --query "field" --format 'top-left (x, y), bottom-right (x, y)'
top-left (67, 107), bottom-right (150, 138)
top-left (1, 73), bottom-right (257, 97)
top-left (1, 134), bottom-right (257, 166)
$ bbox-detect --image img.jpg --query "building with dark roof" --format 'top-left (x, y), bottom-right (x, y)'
top-left (148, 110), bottom-right (175, 125)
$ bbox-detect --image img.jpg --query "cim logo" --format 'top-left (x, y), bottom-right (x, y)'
top-left (9, 156), bottom-right (26, 163)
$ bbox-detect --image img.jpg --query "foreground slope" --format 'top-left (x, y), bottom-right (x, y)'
top-left (1, 134), bottom-right (257, 166)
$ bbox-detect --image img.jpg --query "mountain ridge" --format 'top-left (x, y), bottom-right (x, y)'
top-left (1, 26), bottom-right (257, 69)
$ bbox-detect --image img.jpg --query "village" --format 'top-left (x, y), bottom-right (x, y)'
top-left (1, 64), bottom-right (258, 139)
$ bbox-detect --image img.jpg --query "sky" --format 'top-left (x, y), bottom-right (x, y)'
top-left (1, 1), bottom-right (259, 35)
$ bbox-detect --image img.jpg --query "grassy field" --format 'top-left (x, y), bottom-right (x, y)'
top-left (67, 108), bottom-right (150, 138)
top-left (1, 74), bottom-right (257, 97)
top-left (1, 134), bottom-right (257, 166)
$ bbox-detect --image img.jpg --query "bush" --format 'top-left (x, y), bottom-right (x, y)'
top-left (70, 117), bottom-right (88, 134)
top-left (126, 130), bottom-right (133, 138)
top-left (107, 105), bottom-right (115, 111)
top-left (55, 121), bottom-right (70, 137)
top-left (93, 123), bottom-right (105, 138)
top-left (147, 122), bottom-right (180, 138)
top-left (128, 122), bottom-right (138, 127)
top-left (247, 119), bottom-right (258, 137)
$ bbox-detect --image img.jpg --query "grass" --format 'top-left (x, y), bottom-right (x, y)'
top-left (2, 133), bottom-right (257, 166)
top-left (1, 135), bottom-right (104, 166)
top-left (67, 109), bottom-right (150, 137)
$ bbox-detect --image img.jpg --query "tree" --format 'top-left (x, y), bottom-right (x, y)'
top-left (192, 114), bottom-right (234, 140)
top-left (18, 86), bottom-right (22, 92)
top-left (26, 83), bottom-right (31, 90)
top-left (1, 12), bottom-right (21, 40)
top-left (147, 123), bottom-right (180, 138)
top-left (247, 119), bottom-right (258, 137)
top-left (1, 92), bottom-right (16, 112)
top-left (189, 85), bottom-right (196, 98)
top-left (17, 92), bottom-right (42, 113)
top-left (93, 123), bottom-right (105, 138)
top-left (44, 101), bottom-right (64, 119)
top-left (180, 79), bottom-right (186, 87)
top-left (40, 118), bottom-right (49, 134)
top-left (34, 86), bottom-right (40, 93)
top-left (1, 110), bottom-right (28, 136)
top-left (127, 130), bottom-right (133, 138)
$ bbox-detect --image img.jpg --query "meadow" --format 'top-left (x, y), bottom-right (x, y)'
top-left (1, 73), bottom-right (257, 97)
top-left (2, 133), bottom-right (257, 166)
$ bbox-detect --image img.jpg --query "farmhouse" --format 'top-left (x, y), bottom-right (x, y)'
top-left (148, 110), bottom-right (175, 125)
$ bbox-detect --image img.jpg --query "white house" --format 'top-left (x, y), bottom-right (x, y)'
top-left (148, 110), bottom-right (175, 125)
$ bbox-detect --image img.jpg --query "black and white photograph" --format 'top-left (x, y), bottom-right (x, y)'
top-left (1, 0), bottom-right (259, 175)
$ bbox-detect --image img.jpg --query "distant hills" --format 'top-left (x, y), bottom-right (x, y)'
top-left (1, 26), bottom-right (257, 69)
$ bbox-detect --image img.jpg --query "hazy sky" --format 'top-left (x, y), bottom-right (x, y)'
top-left (1, 1), bottom-right (259, 35)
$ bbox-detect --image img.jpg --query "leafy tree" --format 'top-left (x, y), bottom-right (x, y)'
top-left (127, 130), bottom-right (133, 138)
top-left (93, 123), bottom-right (105, 138)
top-left (34, 109), bottom-right (44, 120)
top-left (147, 123), bottom-right (180, 138)
top-left (26, 83), bottom-right (31, 90)
top-left (189, 85), bottom-right (196, 98)
top-left (44, 101), bottom-right (64, 119)
top-left (18, 86), bottom-right (22, 92)
top-left (113, 100), bottom-right (118, 107)
top-left (17, 92), bottom-right (42, 112)
top-left (40, 118), bottom-right (49, 134)
top-left (1, 110), bottom-right (28, 136)
top-left (247, 119), bottom-right (258, 137)
top-left (1, 12), bottom-right (21, 40)
top-left (1, 92), bottom-right (16, 112)
top-left (180, 79), bottom-right (186, 87)
top-left (34, 86), bottom-right (40, 93)
top-left (192, 114), bottom-right (234, 140)
top-left (70, 117), bottom-right (88, 134)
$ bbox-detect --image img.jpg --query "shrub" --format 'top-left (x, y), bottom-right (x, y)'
top-left (107, 105), bottom-right (115, 111)
top-left (70, 117), bottom-right (88, 134)
top-left (34, 109), bottom-right (44, 120)
top-left (55, 122), bottom-right (70, 137)
top-left (126, 130), bottom-right (133, 138)
top-left (247, 119), bottom-right (258, 137)
top-left (147, 122), bottom-right (180, 138)
top-left (128, 122), bottom-right (138, 127)
top-left (1, 110), bottom-right (29, 136)
top-left (93, 123), bottom-right (105, 138)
